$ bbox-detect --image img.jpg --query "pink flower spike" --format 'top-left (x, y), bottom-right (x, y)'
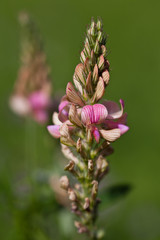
top-left (47, 125), bottom-right (61, 138)
top-left (81, 104), bottom-right (108, 125)
top-left (103, 99), bottom-right (124, 119)
top-left (93, 127), bottom-right (100, 143)
top-left (117, 124), bottom-right (129, 135)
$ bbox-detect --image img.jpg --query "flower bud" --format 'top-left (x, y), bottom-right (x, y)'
top-left (80, 50), bottom-right (86, 63)
top-left (97, 19), bottom-right (102, 31)
top-left (64, 160), bottom-right (75, 171)
top-left (71, 202), bottom-right (78, 211)
top-left (76, 138), bottom-right (82, 153)
top-left (90, 21), bottom-right (95, 36)
top-left (101, 45), bottom-right (107, 57)
top-left (74, 221), bottom-right (88, 233)
top-left (94, 39), bottom-right (100, 54)
top-left (83, 197), bottom-right (90, 210)
top-left (91, 180), bottom-right (98, 199)
top-left (98, 55), bottom-right (105, 70)
top-left (97, 31), bottom-right (103, 42)
top-left (68, 188), bottom-right (76, 201)
top-left (60, 176), bottom-right (69, 190)
top-left (88, 159), bottom-right (94, 171)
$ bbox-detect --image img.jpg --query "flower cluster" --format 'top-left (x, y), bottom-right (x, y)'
top-left (48, 19), bottom-right (129, 238)
top-left (10, 12), bottom-right (52, 124)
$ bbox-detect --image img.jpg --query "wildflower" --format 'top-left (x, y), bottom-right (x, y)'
top-left (81, 100), bottom-right (129, 143)
top-left (47, 18), bottom-right (129, 238)
top-left (10, 12), bottom-right (52, 124)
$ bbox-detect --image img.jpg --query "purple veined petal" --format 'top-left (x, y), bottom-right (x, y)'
top-left (81, 104), bottom-right (108, 125)
top-left (99, 128), bottom-right (121, 142)
top-left (29, 91), bottom-right (49, 110)
top-left (81, 105), bottom-right (94, 125)
top-left (93, 127), bottom-right (100, 143)
top-left (117, 124), bottom-right (129, 135)
top-left (93, 104), bottom-right (108, 123)
top-left (47, 125), bottom-right (61, 138)
top-left (58, 105), bottom-right (70, 123)
top-left (58, 100), bottom-right (70, 112)
top-left (103, 99), bottom-right (124, 119)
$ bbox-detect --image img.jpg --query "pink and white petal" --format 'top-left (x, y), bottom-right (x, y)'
top-left (117, 124), bottom-right (129, 135)
top-left (81, 105), bottom-right (94, 125)
top-left (93, 104), bottom-right (108, 123)
top-left (47, 125), bottom-right (61, 138)
top-left (99, 128), bottom-right (121, 142)
top-left (52, 112), bottom-right (62, 125)
top-left (103, 99), bottom-right (124, 119)
top-left (93, 128), bottom-right (100, 143)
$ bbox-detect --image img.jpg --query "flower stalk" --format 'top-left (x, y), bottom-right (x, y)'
top-left (48, 18), bottom-right (129, 239)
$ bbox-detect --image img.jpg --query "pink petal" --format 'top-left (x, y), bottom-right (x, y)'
top-left (58, 100), bottom-right (70, 112)
top-left (81, 104), bottom-right (108, 125)
top-left (29, 91), bottom-right (49, 110)
top-left (47, 125), bottom-right (61, 138)
top-left (58, 106), bottom-right (70, 123)
top-left (93, 104), bottom-right (108, 123)
top-left (117, 124), bottom-right (129, 135)
top-left (103, 99), bottom-right (124, 119)
top-left (93, 127), bottom-right (100, 143)
top-left (81, 105), bottom-right (94, 125)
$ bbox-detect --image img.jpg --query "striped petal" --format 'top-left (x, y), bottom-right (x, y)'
top-left (94, 77), bottom-right (105, 102)
top-left (75, 63), bottom-right (86, 85)
top-left (93, 64), bottom-right (98, 83)
top-left (66, 82), bottom-right (84, 107)
top-left (99, 128), bottom-right (121, 142)
top-left (47, 125), bottom-right (61, 138)
top-left (86, 72), bottom-right (93, 94)
top-left (73, 74), bottom-right (83, 95)
top-left (102, 70), bottom-right (110, 85)
top-left (69, 104), bottom-right (82, 127)
top-left (81, 104), bottom-right (108, 125)
top-left (81, 105), bottom-right (94, 125)
top-left (103, 99), bottom-right (124, 119)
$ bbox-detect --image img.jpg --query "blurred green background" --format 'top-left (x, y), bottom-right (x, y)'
top-left (0, 0), bottom-right (160, 239)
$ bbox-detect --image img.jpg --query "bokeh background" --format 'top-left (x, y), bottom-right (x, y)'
top-left (0, 0), bottom-right (160, 239)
